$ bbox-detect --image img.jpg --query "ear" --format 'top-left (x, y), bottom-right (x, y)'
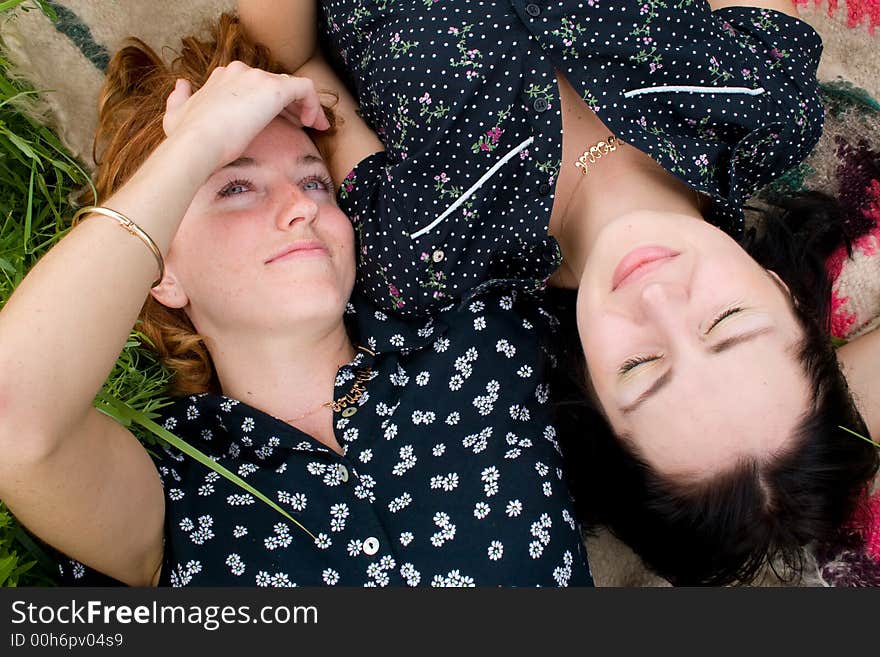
top-left (767, 269), bottom-right (792, 298)
top-left (149, 265), bottom-right (189, 309)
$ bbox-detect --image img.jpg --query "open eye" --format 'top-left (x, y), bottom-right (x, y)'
top-left (302, 175), bottom-right (333, 192)
top-left (618, 354), bottom-right (661, 375)
top-left (217, 178), bottom-right (254, 198)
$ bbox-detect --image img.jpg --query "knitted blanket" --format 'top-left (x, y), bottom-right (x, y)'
top-left (1, 0), bottom-right (878, 586)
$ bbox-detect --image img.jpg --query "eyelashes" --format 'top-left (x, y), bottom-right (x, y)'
top-left (618, 353), bottom-right (659, 375)
top-left (215, 174), bottom-right (334, 199)
top-left (707, 305), bottom-right (743, 332)
top-left (617, 305), bottom-right (745, 375)
top-left (217, 177), bottom-right (254, 198)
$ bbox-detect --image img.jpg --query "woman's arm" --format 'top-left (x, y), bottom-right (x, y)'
top-left (296, 57), bottom-right (384, 186)
top-left (238, 0), bottom-right (320, 72)
top-left (237, 1), bottom-right (383, 184)
top-left (0, 66), bottom-right (328, 586)
top-left (837, 328), bottom-right (880, 440)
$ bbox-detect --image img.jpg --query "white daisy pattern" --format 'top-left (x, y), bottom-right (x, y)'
top-left (60, 292), bottom-right (592, 586)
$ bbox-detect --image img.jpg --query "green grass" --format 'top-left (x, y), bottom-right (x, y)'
top-left (0, 2), bottom-right (174, 586)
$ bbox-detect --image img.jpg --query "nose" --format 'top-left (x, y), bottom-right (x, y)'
top-left (637, 281), bottom-right (690, 330)
top-left (276, 186), bottom-right (318, 231)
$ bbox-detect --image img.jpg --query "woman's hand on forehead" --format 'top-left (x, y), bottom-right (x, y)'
top-left (161, 61), bottom-right (330, 172)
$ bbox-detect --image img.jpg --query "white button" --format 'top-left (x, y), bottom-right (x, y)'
top-left (362, 537), bottom-right (380, 556)
top-left (339, 465), bottom-right (349, 483)
top-left (432, 250), bottom-right (445, 263)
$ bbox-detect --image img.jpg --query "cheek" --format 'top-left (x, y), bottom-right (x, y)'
top-left (575, 301), bottom-right (644, 399)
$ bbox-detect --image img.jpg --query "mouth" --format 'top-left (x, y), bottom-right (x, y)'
top-left (612, 246), bottom-right (679, 290)
top-left (265, 240), bottom-right (329, 264)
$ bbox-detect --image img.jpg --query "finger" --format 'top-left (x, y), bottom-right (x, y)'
top-left (281, 76), bottom-right (329, 130)
top-left (278, 107), bottom-right (304, 129)
top-left (162, 78), bottom-right (192, 136)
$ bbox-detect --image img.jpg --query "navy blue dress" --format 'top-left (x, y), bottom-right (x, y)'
top-left (319, 0), bottom-right (824, 315)
top-left (55, 292), bottom-right (592, 587)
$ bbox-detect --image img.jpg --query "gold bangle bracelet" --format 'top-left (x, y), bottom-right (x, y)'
top-left (72, 205), bottom-right (165, 288)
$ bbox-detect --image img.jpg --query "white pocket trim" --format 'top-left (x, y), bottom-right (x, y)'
top-left (622, 85), bottom-right (766, 98)
top-left (409, 136), bottom-right (535, 239)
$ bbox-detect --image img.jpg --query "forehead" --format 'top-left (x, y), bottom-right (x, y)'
top-left (619, 335), bottom-right (809, 478)
top-left (239, 119), bottom-right (324, 163)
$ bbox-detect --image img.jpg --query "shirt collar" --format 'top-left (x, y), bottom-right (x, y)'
top-left (346, 293), bottom-right (449, 357)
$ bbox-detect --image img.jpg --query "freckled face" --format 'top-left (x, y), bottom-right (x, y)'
top-left (576, 211), bottom-right (809, 478)
top-left (155, 119), bottom-right (355, 337)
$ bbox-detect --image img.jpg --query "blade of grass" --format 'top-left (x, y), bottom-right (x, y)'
top-left (839, 425), bottom-right (880, 449)
top-left (23, 158), bottom-right (33, 253)
top-left (95, 392), bottom-right (317, 541)
top-left (0, 0), bottom-right (33, 12)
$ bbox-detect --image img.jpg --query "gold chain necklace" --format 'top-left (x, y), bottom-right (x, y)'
top-left (574, 135), bottom-right (619, 174)
top-left (283, 346), bottom-right (376, 423)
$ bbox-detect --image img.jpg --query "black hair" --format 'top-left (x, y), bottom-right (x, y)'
top-left (548, 192), bottom-right (880, 586)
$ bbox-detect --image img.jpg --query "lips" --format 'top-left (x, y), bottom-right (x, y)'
top-left (611, 246), bottom-right (679, 290)
top-left (265, 240), bottom-right (329, 264)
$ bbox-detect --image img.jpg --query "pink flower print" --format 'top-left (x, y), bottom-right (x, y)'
top-left (389, 284), bottom-right (401, 297)
top-left (636, 116), bottom-right (648, 129)
top-left (642, 37), bottom-right (653, 45)
top-left (770, 48), bottom-right (782, 59)
top-left (694, 154), bottom-right (709, 166)
top-left (448, 26), bottom-right (459, 35)
top-left (479, 142), bottom-right (490, 151)
top-left (649, 62), bottom-right (662, 73)
top-left (741, 68), bottom-right (751, 77)
top-left (391, 33), bottom-right (401, 45)
top-left (709, 56), bottom-right (719, 67)
top-left (640, 4), bottom-right (650, 14)
top-left (434, 172), bottom-right (450, 184)
top-left (486, 127), bottom-right (503, 144)
top-left (563, 38), bottom-right (573, 47)
top-left (419, 93), bottom-right (432, 105)
top-left (519, 149), bottom-right (530, 160)
top-left (421, 252), bottom-right (430, 262)
top-left (467, 49), bottom-right (479, 58)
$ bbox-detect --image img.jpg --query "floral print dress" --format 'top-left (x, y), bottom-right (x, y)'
top-left (55, 292), bottom-right (593, 587)
top-left (320, 0), bottom-right (825, 316)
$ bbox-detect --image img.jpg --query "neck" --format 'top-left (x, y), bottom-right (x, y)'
top-left (550, 150), bottom-right (704, 288)
top-left (206, 319), bottom-right (355, 426)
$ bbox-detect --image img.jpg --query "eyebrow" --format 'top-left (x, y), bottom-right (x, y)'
top-left (619, 326), bottom-right (777, 415)
top-left (219, 153), bottom-right (325, 170)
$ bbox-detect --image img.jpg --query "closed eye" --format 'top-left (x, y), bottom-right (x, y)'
top-left (708, 305), bottom-right (743, 332)
top-left (618, 354), bottom-right (661, 376)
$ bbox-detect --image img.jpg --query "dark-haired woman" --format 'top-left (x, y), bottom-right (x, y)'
top-left (239, 0), bottom-right (880, 584)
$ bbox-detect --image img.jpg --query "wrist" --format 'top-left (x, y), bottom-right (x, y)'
top-left (98, 132), bottom-right (217, 253)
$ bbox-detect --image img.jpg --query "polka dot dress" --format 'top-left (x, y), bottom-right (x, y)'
top-left (320, 0), bottom-right (824, 316)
